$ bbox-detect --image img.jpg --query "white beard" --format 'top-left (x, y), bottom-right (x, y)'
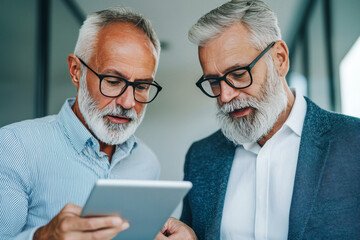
top-left (217, 57), bottom-right (288, 145)
top-left (77, 68), bottom-right (145, 145)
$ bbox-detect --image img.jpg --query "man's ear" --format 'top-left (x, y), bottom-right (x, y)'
top-left (271, 40), bottom-right (289, 77)
top-left (67, 54), bottom-right (82, 90)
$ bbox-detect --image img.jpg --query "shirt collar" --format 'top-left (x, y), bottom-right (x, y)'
top-left (58, 98), bottom-right (137, 155)
top-left (58, 98), bottom-right (93, 153)
top-left (242, 141), bottom-right (261, 154)
top-left (284, 88), bottom-right (307, 137)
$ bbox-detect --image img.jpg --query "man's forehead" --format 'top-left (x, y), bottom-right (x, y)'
top-left (90, 22), bottom-right (157, 75)
top-left (97, 22), bottom-right (155, 51)
top-left (204, 23), bottom-right (251, 45)
top-left (198, 24), bottom-right (257, 74)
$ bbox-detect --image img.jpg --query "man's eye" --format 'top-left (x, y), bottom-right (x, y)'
top-left (108, 81), bottom-right (120, 85)
top-left (104, 78), bottom-right (122, 86)
top-left (208, 79), bottom-right (219, 86)
top-left (136, 84), bottom-right (150, 90)
top-left (231, 71), bottom-right (246, 78)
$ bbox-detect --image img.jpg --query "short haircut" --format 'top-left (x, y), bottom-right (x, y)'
top-left (188, 0), bottom-right (281, 50)
top-left (74, 6), bottom-right (160, 67)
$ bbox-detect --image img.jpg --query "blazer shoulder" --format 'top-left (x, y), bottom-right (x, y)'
top-left (305, 97), bottom-right (360, 140)
top-left (185, 129), bottom-right (235, 171)
top-left (188, 129), bottom-right (229, 152)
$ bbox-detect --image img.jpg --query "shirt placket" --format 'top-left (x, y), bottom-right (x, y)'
top-left (84, 140), bottom-right (111, 179)
top-left (254, 144), bottom-right (270, 240)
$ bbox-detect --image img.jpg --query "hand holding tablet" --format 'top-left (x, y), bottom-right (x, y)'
top-left (81, 179), bottom-right (192, 240)
top-left (33, 203), bottom-right (130, 240)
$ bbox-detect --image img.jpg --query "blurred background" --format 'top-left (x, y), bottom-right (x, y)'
top-left (1, 0), bottom-right (359, 184)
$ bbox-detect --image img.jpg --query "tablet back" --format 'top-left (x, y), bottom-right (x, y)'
top-left (81, 179), bottom-right (192, 240)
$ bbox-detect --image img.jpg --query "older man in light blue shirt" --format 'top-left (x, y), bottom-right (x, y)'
top-left (0, 98), bottom-right (160, 239)
top-left (0, 6), bottom-right (163, 240)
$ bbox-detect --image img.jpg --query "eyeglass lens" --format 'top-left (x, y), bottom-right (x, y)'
top-left (200, 69), bottom-right (251, 97)
top-left (101, 77), bottom-right (158, 103)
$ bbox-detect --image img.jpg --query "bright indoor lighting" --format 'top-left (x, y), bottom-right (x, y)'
top-left (340, 36), bottom-right (360, 117)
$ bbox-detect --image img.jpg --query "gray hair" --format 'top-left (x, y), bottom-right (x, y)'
top-left (188, 0), bottom-right (281, 50)
top-left (74, 6), bottom-right (160, 68)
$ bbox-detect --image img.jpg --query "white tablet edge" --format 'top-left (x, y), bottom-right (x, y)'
top-left (96, 179), bottom-right (193, 189)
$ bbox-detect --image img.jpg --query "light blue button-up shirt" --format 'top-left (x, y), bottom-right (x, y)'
top-left (0, 98), bottom-right (160, 240)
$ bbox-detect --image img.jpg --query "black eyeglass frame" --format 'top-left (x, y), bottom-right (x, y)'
top-left (77, 57), bottom-right (162, 103)
top-left (196, 41), bottom-right (276, 98)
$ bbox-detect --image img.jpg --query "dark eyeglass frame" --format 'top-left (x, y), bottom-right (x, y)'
top-left (196, 41), bottom-right (276, 98)
top-left (77, 57), bottom-right (162, 103)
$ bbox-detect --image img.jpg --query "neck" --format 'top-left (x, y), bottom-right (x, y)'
top-left (257, 87), bottom-right (295, 147)
top-left (99, 142), bottom-right (116, 162)
top-left (72, 98), bottom-right (115, 162)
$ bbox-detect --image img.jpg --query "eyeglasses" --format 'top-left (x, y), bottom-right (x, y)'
top-left (77, 57), bottom-right (162, 103)
top-left (196, 41), bottom-right (276, 98)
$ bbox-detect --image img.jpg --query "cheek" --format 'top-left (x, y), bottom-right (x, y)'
top-left (86, 78), bottom-right (99, 98)
top-left (217, 97), bottom-right (224, 107)
top-left (247, 66), bottom-right (268, 97)
top-left (240, 84), bottom-right (263, 100)
top-left (134, 102), bottom-right (145, 116)
top-left (86, 79), bottom-right (114, 109)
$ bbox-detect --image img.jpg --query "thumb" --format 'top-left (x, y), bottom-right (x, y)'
top-left (62, 203), bottom-right (83, 216)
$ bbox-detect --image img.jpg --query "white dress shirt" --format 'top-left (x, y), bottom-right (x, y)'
top-left (221, 90), bottom-right (307, 240)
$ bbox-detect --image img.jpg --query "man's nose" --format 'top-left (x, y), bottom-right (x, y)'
top-left (219, 81), bottom-right (240, 103)
top-left (115, 86), bottom-right (136, 109)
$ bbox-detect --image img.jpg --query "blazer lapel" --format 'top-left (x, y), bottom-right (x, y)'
top-left (205, 131), bottom-right (236, 239)
top-left (288, 98), bottom-right (332, 240)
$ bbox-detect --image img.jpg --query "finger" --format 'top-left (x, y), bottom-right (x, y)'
top-left (167, 233), bottom-right (189, 240)
top-left (81, 222), bottom-right (130, 240)
top-left (154, 232), bottom-right (168, 240)
top-left (160, 224), bottom-right (168, 234)
top-left (158, 218), bottom-right (197, 240)
top-left (162, 217), bottom-right (180, 235)
top-left (67, 215), bottom-right (128, 231)
top-left (167, 230), bottom-right (197, 240)
top-left (160, 217), bottom-right (176, 234)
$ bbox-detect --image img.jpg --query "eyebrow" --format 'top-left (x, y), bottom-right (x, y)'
top-left (101, 69), bottom-right (127, 78)
top-left (204, 63), bottom-right (248, 79)
top-left (101, 69), bottom-right (154, 83)
top-left (134, 79), bottom-right (154, 83)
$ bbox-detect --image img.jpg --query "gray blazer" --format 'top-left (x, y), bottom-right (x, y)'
top-left (181, 98), bottom-right (360, 240)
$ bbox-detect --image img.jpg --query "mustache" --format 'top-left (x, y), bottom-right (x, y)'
top-left (100, 106), bottom-right (138, 121)
top-left (219, 96), bottom-right (261, 114)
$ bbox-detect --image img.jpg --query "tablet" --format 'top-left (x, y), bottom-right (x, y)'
top-left (81, 179), bottom-right (192, 240)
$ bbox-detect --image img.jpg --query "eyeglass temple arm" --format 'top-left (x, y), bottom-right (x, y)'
top-left (248, 41), bottom-right (276, 69)
top-left (77, 57), bottom-right (100, 77)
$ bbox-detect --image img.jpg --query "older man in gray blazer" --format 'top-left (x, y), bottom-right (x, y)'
top-left (158, 0), bottom-right (360, 240)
